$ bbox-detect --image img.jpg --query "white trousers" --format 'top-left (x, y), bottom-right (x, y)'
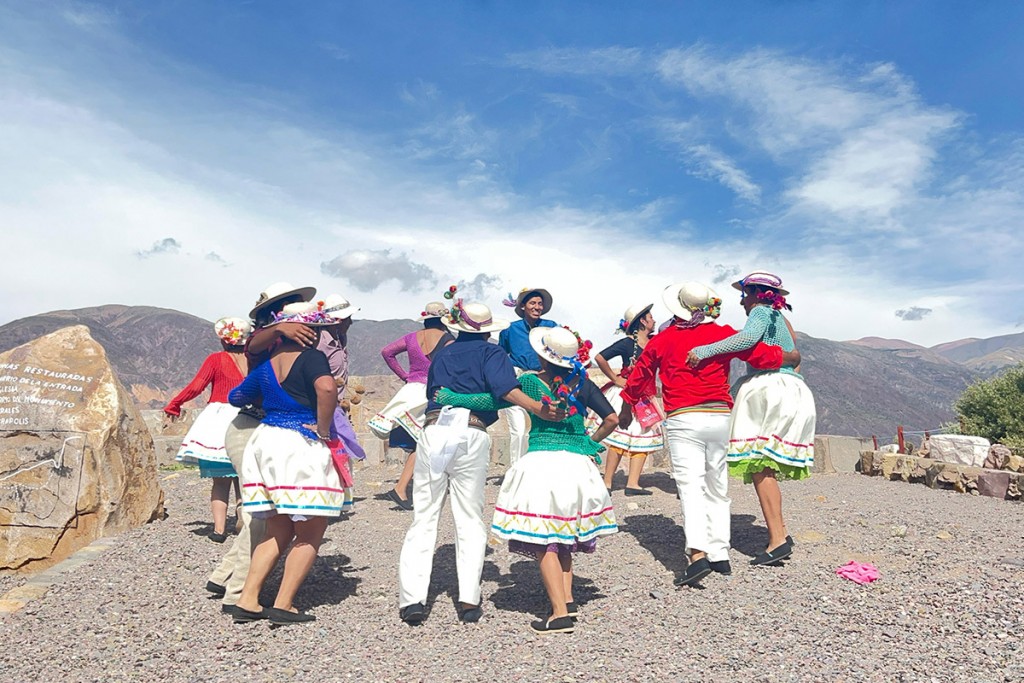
top-left (398, 425), bottom-right (491, 608)
top-left (504, 405), bottom-right (529, 466)
top-left (664, 412), bottom-right (731, 562)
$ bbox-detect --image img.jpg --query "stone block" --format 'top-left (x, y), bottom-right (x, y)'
top-left (926, 434), bottom-right (991, 467)
top-left (0, 326), bottom-right (164, 571)
top-left (976, 471), bottom-right (1011, 499)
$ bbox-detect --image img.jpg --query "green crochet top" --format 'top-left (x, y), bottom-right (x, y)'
top-left (435, 373), bottom-right (604, 459)
top-left (691, 305), bottom-right (801, 378)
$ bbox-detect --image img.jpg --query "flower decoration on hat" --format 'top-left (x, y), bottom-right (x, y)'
top-left (537, 326), bottom-right (593, 417)
top-left (443, 285), bottom-right (458, 300)
top-left (756, 290), bottom-right (790, 311)
top-left (214, 317), bottom-right (251, 346)
top-left (501, 292), bottom-right (517, 308)
top-left (616, 318), bottom-right (629, 334)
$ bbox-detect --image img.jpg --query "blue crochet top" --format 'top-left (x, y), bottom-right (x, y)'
top-left (691, 306), bottom-right (800, 378)
top-left (229, 360), bottom-right (319, 440)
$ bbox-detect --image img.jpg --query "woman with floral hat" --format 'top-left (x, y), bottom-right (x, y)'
top-left (227, 301), bottom-right (349, 626)
top-left (164, 317), bottom-right (252, 543)
top-left (588, 303), bottom-right (664, 495)
top-left (687, 271), bottom-right (816, 567)
top-left (370, 301), bottom-right (454, 510)
top-left (438, 325), bottom-right (619, 634)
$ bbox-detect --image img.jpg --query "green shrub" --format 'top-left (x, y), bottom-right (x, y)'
top-left (954, 362), bottom-right (1024, 451)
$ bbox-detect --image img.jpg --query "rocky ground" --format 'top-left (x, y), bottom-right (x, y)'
top-left (1, 465), bottom-right (1022, 682)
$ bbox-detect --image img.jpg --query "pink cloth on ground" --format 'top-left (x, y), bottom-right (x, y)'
top-left (835, 561), bottom-right (880, 585)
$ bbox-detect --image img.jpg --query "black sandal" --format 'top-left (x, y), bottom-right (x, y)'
top-left (749, 540), bottom-right (793, 567)
top-left (456, 603), bottom-right (483, 623)
top-left (232, 606), bottom-right (268, 624)
top-left (674, 557), bottom-right (712, 587)
top-left (530, 615), bottom-right (575, 635)
top-left (400, 603), bottom-right (426, 625)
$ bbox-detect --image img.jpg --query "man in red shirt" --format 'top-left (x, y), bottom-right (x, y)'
top-left (619, 282), bottom-right (800, 587)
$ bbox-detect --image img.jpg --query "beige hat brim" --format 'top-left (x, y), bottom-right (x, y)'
top-left (442, 317), bottom-right (510, 335)
top-left (625, 303), bottom-right (654, 334)
top-left (515, 289), bottom-right (553, 318)
top-left (249, 286), bottom-right (317, 320)
top-left (528, 326), bottom-right (576, 368)
top-left (662, 284), bottom-right (716, 324)
top-left (731, 279), bottom-right (789, 297)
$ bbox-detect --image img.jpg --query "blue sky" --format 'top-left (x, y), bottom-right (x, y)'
top-left (2, 1), bottom-right (1023, 350)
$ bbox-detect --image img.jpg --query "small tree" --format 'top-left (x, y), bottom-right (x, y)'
top-left (954, 363), bottom-right (1024, 451)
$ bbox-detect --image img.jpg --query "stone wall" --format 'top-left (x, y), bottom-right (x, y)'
top-left (860, 451), bottom-right (1022, 501)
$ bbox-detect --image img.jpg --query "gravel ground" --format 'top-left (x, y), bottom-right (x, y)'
top-left (2, 465), bottom-right (1022, 682)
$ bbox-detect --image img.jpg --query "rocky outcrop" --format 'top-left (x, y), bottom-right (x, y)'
top-left (0, 326), bottom-right (164, 571)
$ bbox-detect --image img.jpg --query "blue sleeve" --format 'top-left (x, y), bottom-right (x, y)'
top-left (228, 366), bottom-right (263, 407)
top-left (482, 347), bottom-right (520, 400)
top-left (692, 307), bottom-right (771, 361)
top-left (497, 326), bottom-right (512, 353)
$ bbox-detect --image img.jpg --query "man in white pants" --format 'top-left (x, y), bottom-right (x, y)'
top-left (398, 301), bottom-right (558, 624)
top-left (618, 283), bottom-right (798, 587)
top-left (497, 288), bottom-right (558, 466)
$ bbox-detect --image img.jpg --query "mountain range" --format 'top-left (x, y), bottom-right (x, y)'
top-left (1, 305), bottom-right (1020, 439)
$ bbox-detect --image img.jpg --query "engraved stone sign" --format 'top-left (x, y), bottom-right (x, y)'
top-left (0, 326), bottom-right (164, 571)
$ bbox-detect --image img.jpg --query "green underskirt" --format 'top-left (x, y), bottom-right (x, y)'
top-left (728, 456), bottom-right (811, 485)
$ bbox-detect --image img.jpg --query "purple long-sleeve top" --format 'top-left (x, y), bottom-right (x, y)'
top-left (381, 331), bottom-right (432, 384)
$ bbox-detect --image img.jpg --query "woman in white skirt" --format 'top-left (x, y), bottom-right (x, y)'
top-left (589, 303), bottom-right (664, 495)
top-left (369, 301), bottom-right (454, 510)
top-left (227, 302), bottom-right (347, 626)
top-left (438, 326), bottom-right (619, 634)
top-left (688, 272), bottom-right (816, 566)
top-left (164, 317), bottom-right (251, 543)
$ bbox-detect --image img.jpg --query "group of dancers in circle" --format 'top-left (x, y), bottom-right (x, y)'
top-left (165, 271), bottom-right (815, 633)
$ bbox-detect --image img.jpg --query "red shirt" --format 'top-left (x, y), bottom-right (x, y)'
top-left (164, 352), bottom-right (246, 416)
top-left (620, 322), bottom-right (783, 412)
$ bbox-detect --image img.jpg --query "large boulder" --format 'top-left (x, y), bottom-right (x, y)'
top-left (0, 325), bottom-right (164, 571)
top-left (924, 434), bottom-right (991, 467)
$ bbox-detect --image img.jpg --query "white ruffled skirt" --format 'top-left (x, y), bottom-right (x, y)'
top-left (174, 402), bottom-right (239, 477)
top-left (240, 424), bottom-right (345, 519)
top-left (491, 450), bottom-right (618, 549)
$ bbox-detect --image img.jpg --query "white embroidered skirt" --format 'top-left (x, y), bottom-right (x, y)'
top-left (585, 384), bottom-right (664, 454)
top-left (491, 450), bottom-right (618, 547)
top-left (367, 381), bottom-right (428, 444)
top-left (174, 402), bottom-right (240, 477)
top-left (240, 424), bottom-right (345, 518)
top-left (727, 371), bottom-right (816, 482)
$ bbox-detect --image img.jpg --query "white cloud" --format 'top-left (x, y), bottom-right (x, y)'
top-left (321, 249), bottom-right (437, 292)
top-left (657, 47), bottom-right (961, 221)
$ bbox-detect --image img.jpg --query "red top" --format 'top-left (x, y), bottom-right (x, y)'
top-left (164, 352), bottom-right (246, 416)
top-left (620, 322), bottom-right (783, 412)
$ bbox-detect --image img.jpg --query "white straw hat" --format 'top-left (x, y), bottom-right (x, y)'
top-left (272, 301), bottom-right (347, 327)
top-left (214, 317), bottom-right (252, 346)
top-left (319, 293), bottom-right (359, 320)
top-left (619, 303), bottom-right (654, 334)
top-left (419, 301), bottom-right (448, 320)
top-left (442, 301), bottom-right (510, 334)
top-left (529, 326), bottom-right (588, 369)
top-left (249, 281), bottom-right (316, 319)
top-left (732, 271), bottom-right (789, 296)
top-left (662, 282), bottom-right (722, 323)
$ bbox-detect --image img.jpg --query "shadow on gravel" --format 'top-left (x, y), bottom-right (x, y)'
top-left (485, 557), bottom-right (604, 617)
top-left (638, 471), bottom-right (679, 496)
top-left (729, 514), bottom-right (766, 558)
top-left (619, 514), bottom-right (687, 575)
top-left (258, 550), bottom-right (362, 610)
